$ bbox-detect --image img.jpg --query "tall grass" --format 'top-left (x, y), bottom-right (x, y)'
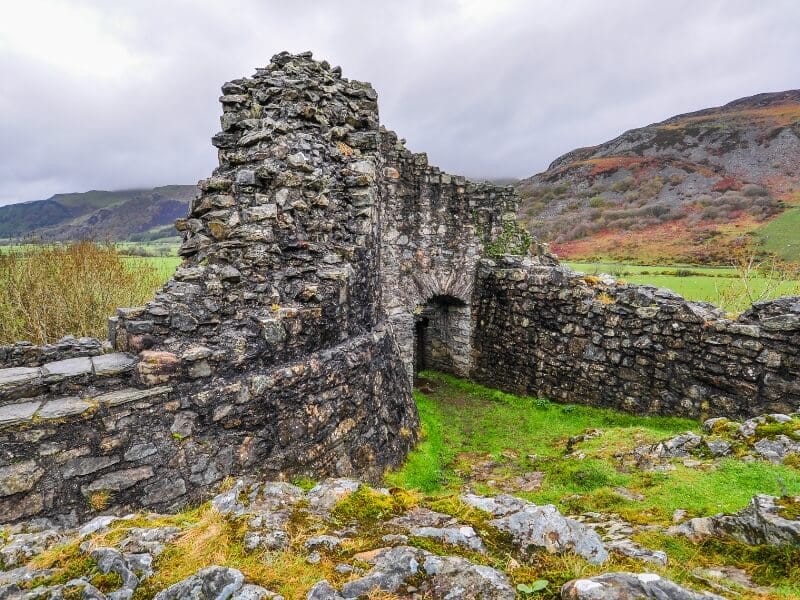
top-left (0, 241), bottom-right (163, 344)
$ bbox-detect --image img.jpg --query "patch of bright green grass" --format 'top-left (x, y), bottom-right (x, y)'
top-left (757, 207), bottom-right (800, 263)
top-left (122, 256), bottom-right (180, 283)
top-left (388, 372), bottom-right (800, 524)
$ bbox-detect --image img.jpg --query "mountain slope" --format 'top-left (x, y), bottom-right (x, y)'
top-left (0, 185), bottom-right (196, 242)
top-left (516, 90), bottom-right (800, 263)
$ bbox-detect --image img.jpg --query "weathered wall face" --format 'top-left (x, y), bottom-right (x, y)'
top-left (0, 53), bottom-right (425, 524)
top-left (0, 52), bottom-right (520, 525)
top-left (472, 258), bottom-right (800, 420)
top-left (377, 128), bottom-right (523, 381)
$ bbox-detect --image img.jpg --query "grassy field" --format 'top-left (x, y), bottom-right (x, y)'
top-left (566, 261), bottom-right (800, 313)
top-left (124, 256), bottom-right (181, 281)
top-left (758, 207), bottom-right (800, 263)
top-left (389, 372), bottom-right (800, 519)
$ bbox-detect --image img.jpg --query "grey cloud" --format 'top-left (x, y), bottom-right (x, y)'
top-left (1, 0), bottom-right (799, 205)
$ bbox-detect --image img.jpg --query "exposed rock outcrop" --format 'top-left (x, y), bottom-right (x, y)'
top-left (671, 494), bottom-right (800, 546)
top-left (460, 493), bottom-right (609, 564)
top-left (561, 572), bottom-right (725, 599)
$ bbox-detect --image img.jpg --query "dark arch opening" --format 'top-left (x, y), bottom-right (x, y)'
top-left (413, 294), bottom-right (469, 379)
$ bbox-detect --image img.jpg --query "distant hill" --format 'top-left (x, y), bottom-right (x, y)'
top-left (0, 185), bottom-right (197, 242)
top-left (516, 90), bottom-right (800, 264)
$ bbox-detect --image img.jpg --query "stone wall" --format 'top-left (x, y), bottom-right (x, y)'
top-left (377, 127), bottom-right (523, 382)
top-left (0, 52), bottom-right (518, 524)
top-left (471, 257), bottom-right (800, 420)
top-left (0, 336), bottom-right (105, 369)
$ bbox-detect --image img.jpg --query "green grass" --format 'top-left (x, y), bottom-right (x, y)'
top-left (566, 261), bottom-right (800, 313)
top-left (758, 207), bottom-right (800, 263)
top-left (123, 256), bottom-right (180, 282)
top-left (388, 372), bottom-right (800, 524)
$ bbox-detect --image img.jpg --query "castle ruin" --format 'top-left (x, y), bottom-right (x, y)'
top-left (1, 52), bottom-right (799, 524)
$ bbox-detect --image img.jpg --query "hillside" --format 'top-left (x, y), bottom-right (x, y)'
top-left (516, 90), bottom-right (800, 264)
top-left (0, 185), bottom-right (196, 242)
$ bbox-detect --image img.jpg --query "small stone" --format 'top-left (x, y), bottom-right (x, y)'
top-left (219, 265), bottom-right (242, 281)
top-left (0, 400), bottom-right (42, 426)
top-left (92, 353), bottom-right (137, 376)
top-left (304, 535), bottom-right (343, 551)
top-left (37, 397), bottom-right (93, 420)
top-left (334, 564), bottom-right (353, 574)
top-left (307, 581), bottom-right (343, 600)
top-left (705, 439), bottom-right (732, 457)
top-left (306, 550), bottom-right (322, 565)
top-left (79, 516), bottom-right (119, 538)
top-left (0, 460), bottom-right (44, 497)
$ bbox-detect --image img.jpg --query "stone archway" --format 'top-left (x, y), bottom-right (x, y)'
top-left (413, 294), bottom-right (471, 378)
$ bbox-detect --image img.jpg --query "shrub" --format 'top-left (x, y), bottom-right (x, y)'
top-left (669, 173), bottom-right (685, 186)
top-left (742, 183), bottom-right (769, 197)
top-left (588, 196), bottom-right (606, 208)
top-left (0, 241), bottom-right (163, 344)
top-left (712, 177), bottom-right (742, 193)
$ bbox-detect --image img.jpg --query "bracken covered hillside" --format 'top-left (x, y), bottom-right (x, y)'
top-left (516, 90), bottom-right (800, 263)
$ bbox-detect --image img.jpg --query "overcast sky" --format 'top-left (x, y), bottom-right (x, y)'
top-left (1, 0), bottom-right (799, 205)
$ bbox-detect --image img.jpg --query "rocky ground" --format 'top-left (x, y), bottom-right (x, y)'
top-left (1, 471), bottom-right (798, 599)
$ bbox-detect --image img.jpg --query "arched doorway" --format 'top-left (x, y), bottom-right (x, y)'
top-left (413, 294), bottom-right (471, 378)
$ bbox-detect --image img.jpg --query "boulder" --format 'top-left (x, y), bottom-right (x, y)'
top-left (671, 494), bottom-right (800, 546)
top-left (561, 572), bottom-right (725, 599)
top-left (461, 493), bottom-right (608, 564)
top-left (153, 566), bottom-right (245, 600)
top-left (333, 546), bottom-right (514, 599)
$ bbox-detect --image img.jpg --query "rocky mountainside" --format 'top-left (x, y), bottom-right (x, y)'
top-left (516, 90), bottom-right (800, 263)
top-left (0, 185), bottom-right (196, 242)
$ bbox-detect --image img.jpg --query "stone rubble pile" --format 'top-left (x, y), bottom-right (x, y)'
top-left (626, 412), bottom-right (800, 471)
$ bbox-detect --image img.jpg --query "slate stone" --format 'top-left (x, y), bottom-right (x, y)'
top-left (94, 386), bottom-right (172, 407)
top-left (0, 460), bottom-right (44, 497)
top-left (671, 494), bottom-right (800, 546)
top-left (64, 456), bottom-right (121, 479)
top-left (561, 572), bottom-right (725, 599)
top-left (41, 357), bottom-right (93, 380)
top-left (38, 397), bottom-right (93, 419)
top-left (153, 566), bottom-right (244, 600)
top-left (0, 401), bottom-right (41, 426)
top-left (82, 466), bottom-right (155, 493)
top-left (0, 367), bottom-right (41, 396)
top-left (92, 353), bottom-right (137, 376)
top-left (461, 493), bottom-right (608, 565)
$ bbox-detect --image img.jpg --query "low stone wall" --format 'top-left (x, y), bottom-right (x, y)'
top-left (0, 336), bottom-right (105, 368)
top-left (471, 257), bottom-right (800, 419)
top-left (0, 328), bottom-right (413, 523)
